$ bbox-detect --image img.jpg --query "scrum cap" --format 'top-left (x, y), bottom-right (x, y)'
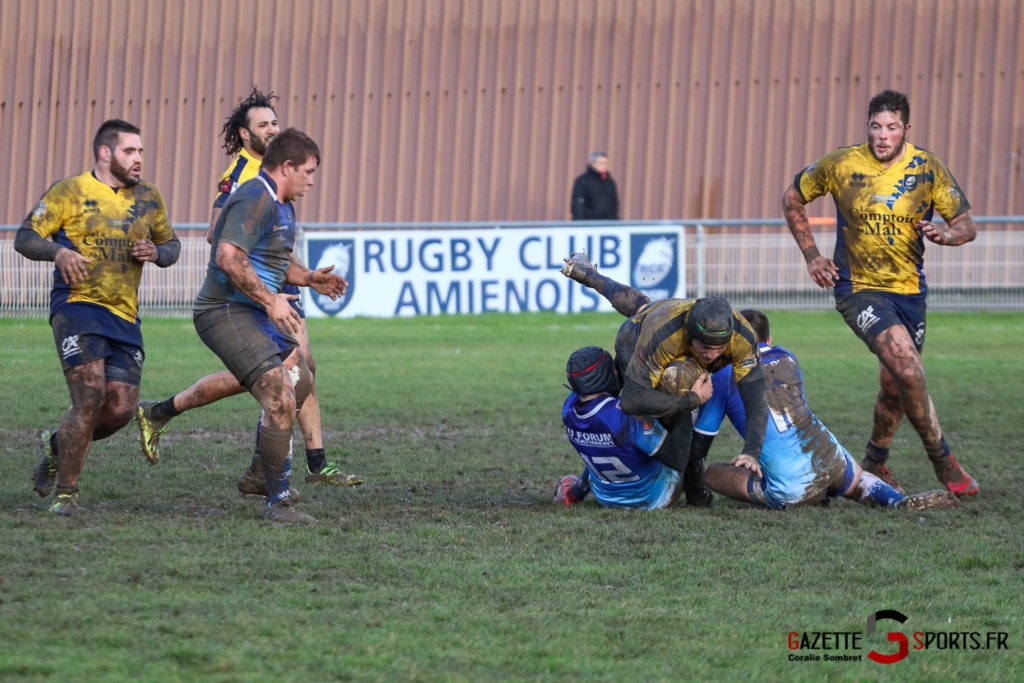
top-left (566, 346), bottom-right (620, 396)
top-left (685, 297), bottom-right (734, 347)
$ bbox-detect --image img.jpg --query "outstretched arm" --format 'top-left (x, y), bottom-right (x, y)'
top-left (285, 255), bottom-right (348, 299)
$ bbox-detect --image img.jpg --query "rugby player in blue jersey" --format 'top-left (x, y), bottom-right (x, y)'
top-left (698, 309), bottom-right (957, 510)
top-left (192, 129), bottom-right (346, 522)
top-left (556, 345), bottom-right (711, 509)
top-left (137, 88), bottom-right (361, 494)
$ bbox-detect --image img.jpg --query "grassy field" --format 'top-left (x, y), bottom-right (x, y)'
top-left (0, 311), bottom-right (1020, 681)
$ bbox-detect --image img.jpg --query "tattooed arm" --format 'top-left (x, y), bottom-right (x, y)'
top-left (782, 184), bottom-right (838, 288)
top-left (216, 242), bottom-right (302, 335)
top-left (919, 212), bottom-right (977, 247)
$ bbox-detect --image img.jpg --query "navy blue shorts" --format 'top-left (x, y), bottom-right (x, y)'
top-left (282, 284), bottom-right (305, 318)
top-left (835, 290), bottom-right (927, 352)
top-left (50, 305), bottom-right (144, 385)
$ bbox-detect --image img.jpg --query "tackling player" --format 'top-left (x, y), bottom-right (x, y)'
top-left (556, 346), bottom-right (708, 509)
top-left (136, 87), bottom-right (361, 494)
top-left (782, 89), bottom-right (978, 496)
top-left (698, 310), bottom-right (958, 510)
top-left (16, 119), bottom-right (180, 514)
top-left (558, 253), bottom-right (767, 506)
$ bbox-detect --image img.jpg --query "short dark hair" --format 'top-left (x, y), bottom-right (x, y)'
top-left (262, 128), bottom-right (321, 172)
top-left (868, 89), bottom-right (910, 125)
top-left (739, 309), bottom-right (770, 344)
top-left (93, 119), bottom-right (140, 160)
top-left (221, 85), bottom-right (278, 156)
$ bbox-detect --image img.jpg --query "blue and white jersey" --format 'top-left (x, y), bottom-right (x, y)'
top-left (694, 343), bottom-right (851, 507)
top-left (195, 170), bottom-right (296, 311)
top-left (562, 392), bottom-right (680, 509)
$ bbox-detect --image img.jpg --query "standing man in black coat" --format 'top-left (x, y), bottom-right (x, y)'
top-left (571, 151), bottom-right (620, 220)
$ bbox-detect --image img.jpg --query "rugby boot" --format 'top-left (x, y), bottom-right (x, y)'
top-left (683, 458), bottom-right (714, 508)
top-left (32, 430), bottom-right (58, 498)
top-left (264, 499), bottom-right (316, 524)
top-left (50, 492), bottom-right (80, 516)
top-left (237, 466), bottom-right (302, 502)
top-left (896, 489), bottom-right (960, 511)
top-left (859, 457), bottom-right (905, 495)
top-left (136, 401), bottom-right (169, 465)
top-left (553, 475), bottom-right (582, 505)
top-left (560, 251), bottom-right (597, 284)
top-left (305, 462), bottom-right (363, 486)
top-left (932, 455), bottom-right (979, 496)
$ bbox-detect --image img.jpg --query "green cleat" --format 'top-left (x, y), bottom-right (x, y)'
top-left (32, 430), bottom-right (58, 498)
top-left (135, 401), bottom-right (169, 465)
top-left (50, 492), bottom-right (80, 516)
top-left (305, 462), bottom-right (363, 486)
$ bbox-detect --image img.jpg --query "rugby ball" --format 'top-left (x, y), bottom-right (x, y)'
top-left (656, 357), bottom-right (704, 395)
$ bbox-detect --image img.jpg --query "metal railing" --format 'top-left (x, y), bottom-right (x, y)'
top-left (3, 217), bottom-right (1022, 317)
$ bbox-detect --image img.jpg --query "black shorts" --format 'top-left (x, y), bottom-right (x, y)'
top-left (193, 304), bottom-right (298, 388)
top-left (50, 307), bottom-right (144, 385)
top-left (835, 290), bottom-right (927, 352)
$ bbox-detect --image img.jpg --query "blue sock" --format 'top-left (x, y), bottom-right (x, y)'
top-left (858, 472), bottom-right (905, 507)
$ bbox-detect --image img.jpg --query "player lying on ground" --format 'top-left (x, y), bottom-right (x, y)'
top-left (697, 309), bottom-right (957, 510)
top-left (556, 253), bottom-right (766, 506)
top-left (557, 253), bottom-right (957, 511)
top-left (555, 345), bottom-right (711, 509)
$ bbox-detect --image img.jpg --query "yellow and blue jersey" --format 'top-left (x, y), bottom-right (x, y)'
top-left (213, 148), bottom-right (262, 209)
top-left (795, 142), bottom-right (970, 296)
top-left (22, 171), bottom-right (174, 324)
top-left (622, 298), bottom-right (760, 391)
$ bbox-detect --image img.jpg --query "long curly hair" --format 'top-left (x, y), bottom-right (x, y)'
top-left (220, 85), bottom-right (278, 156)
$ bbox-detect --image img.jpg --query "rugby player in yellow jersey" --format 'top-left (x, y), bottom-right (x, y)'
top-left (136, 87), bottom-right (361, 493)
top-left (16, 119), bottom-right (180, 514)
top-left (782, 89), bottom-right (978, 496)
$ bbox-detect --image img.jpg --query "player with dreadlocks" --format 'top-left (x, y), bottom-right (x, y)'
top-left (136, 87), bottom-right (362, 496)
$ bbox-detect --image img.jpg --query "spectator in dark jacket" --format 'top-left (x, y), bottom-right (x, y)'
top-left (570, 151), bottom-right (620, 220)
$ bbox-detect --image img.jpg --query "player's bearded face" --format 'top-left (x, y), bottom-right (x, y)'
top-left (247, 126), bottom-right (270, 155)
top-left (867, 110), bottom-right (909, 164)
top-left (109, 135), bottom-right (143, 187)
top-left (244, 107), bottom-right (279, 156)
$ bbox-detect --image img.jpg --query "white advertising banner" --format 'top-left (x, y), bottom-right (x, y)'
top-left (302, 224), bottom-right (685, 318)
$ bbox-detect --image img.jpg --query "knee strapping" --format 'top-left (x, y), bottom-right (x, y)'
top-left (286, 354), bottom-right (313, 410)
